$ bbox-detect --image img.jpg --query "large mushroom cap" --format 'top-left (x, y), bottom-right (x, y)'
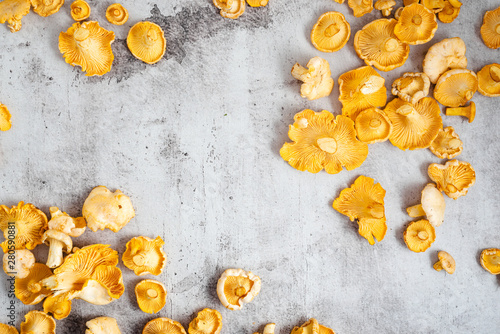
top-left (135, 279), bottom-right (167, 314)
top-left (188, 308), bottom-right (223, 334)
top-left (481, 6), bottom-right (500, 49)
top-left (433, 251), bottom-right (455, 274)
top-left (106, 4), bottom-right (128, 25)
top-left (434, 69), bottom-right (477, 107)
top-left (217, 268), bottom-right (261, 310)
top-left (0, 324), bottom-right (18, 334)
top-left (310, 11), bottom-right (350, 52)
top-left (404, 219), bottom-right (436, 253)
top-left (0, 103), bottom-right (12, 131)
top-left (143, 318), bottom-right (187, 334)
top-left (423, 37), bottom-right (467, 84)
top-left (0, 0), bottom-right (30, 32)
top-left (20, 311), bottom-right (56, 334)
top-left (15, 263), bottom-right (53, 305)
top-left (348, 0), bottom-right (374, 17)
top-left (86, 317), bottom-right (121, 334)
top-left (478, 63), bottom-right (500, 97)
top-left (480, 248), bottom-right (500, 275)
top-left (31, 0), bottom-right (64, 17)
top-left (394, 3), bottom-right (438, 45)
top-left (70, 0), bottom-right (91, 21)
top-left (428, 160), bottom-right (475, 199)
top-left (407, 183), bottom-right (445, 227)
top-left (122, 236), bottom-right (167, 276)
top-left (354, 108), bottom-right (392, 144)
top-left (354, 18), bottom-right (409, 71)
top-left (430, 126), bottom-right (463, 159)
top-left (127, 21), bottom-right (166, 65)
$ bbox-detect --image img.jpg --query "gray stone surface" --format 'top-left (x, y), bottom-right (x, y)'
top-left (0, 0), bottom-right (499, 333)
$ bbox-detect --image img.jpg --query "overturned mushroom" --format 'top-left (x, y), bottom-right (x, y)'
top-left (434, 69), bottom-right (477, 107)
top-left (430, 127), bottom-right (463, 159)
top-left (122, 236), bottom-right (166, 276)
top-left (86, 317), bottom-right (121, 334)
top-left (291, 57), bottom-right (334, 100)
top-left (478, 64), bottom-right (500, 97)
top-left (310, 11), bottom-right (351, 52)
top-left (127, 21), bottom-right (166, 65)
top-left (438, 1), bottom-right (460, 23)
top-left (217, 268), bottom-right (261, 310)
top-left (407, 184), bottom-right (445, 227)
top-left (480, 6), bottom-right (500, 49)
top-left (15, 263), bottom-right (53, 305)
top-left (3, 249), bottom-right (35, 278)
top-left (394, 3), bottom-right (438, 45)
top-left (480, 248), bottom-right (500, 275)
top-left (70, 0), bottom-right (91, 21)
top-left (188, 308), bottom-right (222, 334)
top-left (0, 0), bottom-right (30, 32)
top-left (423, 37), bottom-right (467, 84)
top-left (143, 318), bottom-right (187, 334)
top-left (31, 0), bottom-right (64, 17)
top-left (428, 160), bottom-right (475, 200)
top-left (433, 251), bottom-right (455, 274)
top-left (374, 0), bottom-right (396, 16)
top-left (0, 103), bottom-right (12, 131)
top-left (213, 0), bottom-right (245, 19)
top-left (354, 108), bottom-right (392, 144)
top-left (135, 279), bottom-right (167, 314)
top-left (404, 219), bottom-right (436, 252)
top-left (391, 72), bottom-right (430, 104)
top-left (43, 294), bottom-right (72, 320)
top-left (348, 0), bottom-right (373, 17)
top-left (106, 4), bottom-right (128, 25)
top-left (21, 311), bottom-right (56, 334)
top-left (446, 102), bottom-right (475, 123)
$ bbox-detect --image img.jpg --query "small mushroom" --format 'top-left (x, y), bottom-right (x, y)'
top-left (433, 251), bottom-right (455, 274)
top-left (213, 0), bottom-right (245, 19)
top-left (135, 279), bottom-right (167, 314)
top-left (188, 308), bottom-right (222, 334)
top-left (143, 318), bottom-right (187, 334)
top-left (374, 0), bottom-right (396, 16)
top-left (291, 57), bottom-right (334, 100)
top-left (0, 103), bottom-right (12, 131)
top-left (403, 0), bottom-right (419, 5)
top-left (0, 324), bottom-right (18, 334)
top-left (448, 0), bottom-right (461, 7)
top-left (70, 0), bottom-right (91, 21)
top-left (106, 4), bottom-right (128, 25)
top-left (480, 248), bottom-right (500, 275)
top-left (31, 0), bottom-right (64, 17)
top-left (43, 294), bottom-right (72, 320)
top-left (480, 6), bottom-right (500, 49)
top-left (423, 37), bottom-right (468, 84)
top-left (122, 236), bottom-right (167, 276)
top-left (394, 7), bottom-right (403, 20)
top-left (404, 219), bottom-right (436, 253)
top-left (434, 69), bottom-right (477, 108)
top-left (0, 0), bottom-right (30, 32)
top-left (20, 311), bottom-right (56, 334)
top-left (86, 317), bottom-right (122, 334)
top-left (438, 1), bottom-right (460, 23)
top-left (291, 319), bottom-right (320, 334)
top-left (310, 11), bottom-right (351, 52)
top-left (127, 21), bottom-right (166, 65)
top-left (430, 126), bottom-right (463, 159)
top-left (263, 324), bottom-right (276, 334)
top-left (391, 72), bottom-right (430, 104)
top-left (407, 184), bottom-right (445, 227)
top-left (445, 102), bottom-right (476, 123)
top-left (422, 0), bottom-right (445, 13)
top-left (15, 263), bottom-right (53, 305)
top-left (394, 3), bottom-right (438, 45)
top-left (348, 0), bottom-right (374, 18)
top-left (217, 268), bottom-right (261, 310)
top-left (427, 160), bottom-right (476, 200)
top-left (354, 108), bottom-right (392, 144)
top-left (246, 0), bottom-right (268, 7)
top-left (319, 324), bottom-right (336, 334)
top-left (478, 64), bottom-right (500, 97)
top-left (3, 249), bottom-right (35, 278)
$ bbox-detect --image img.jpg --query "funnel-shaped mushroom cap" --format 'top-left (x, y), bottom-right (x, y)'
top-left (135, 279), bottom-right (167, 314)
top-left (0, 103), bottom-right (12, 131)
top-left (407, 183), bottom-right (445, 227)
top-left (217, 268), bottom-right (261, 310)
top-left (339, 66), bottom-right (387, 120)
top-left (375, 0), bottom-right (396, 16)
top-left (438, 1), bottom-right (460, 23)
top-left (478, 63), bottom-right (500, 97)
top-left (480, 248), bottom-right (500, 275)
top-left (48, 207), bottom-right (86, 237)
top-left (86, 317), bottom-right (121, 334)
top-left (354, 18), bottom-right (410, 71)
top-left (311, 11), bottom-right (350, 52)
top-left (434, 69), bottom-right (477, 107)
top-left (143, 318), bottom-right (187, 334)
top-left (59, 21), bottom-right (115, 76)
top-left (77, 265), bottom-right (124, 304)
top-left (31, 0), bottom-right (64, 17)
top-left (481, 6), bottom-right (500, 49)
top-left (384, 97), bottom-right (442, 150)
top-left (15, 263), bottom-right (53, 304)
top-left (291, 57), bottom-right (334, 100)
top-left (213, 0), bottom-right (245, 19)
top-left (391, 72), bottom-right (430, 104)
top-left (280, 110), bottom-right (369, 174)
top-left (422, 0), bottom-right (445, 12)
top-left (433, 251), bottom-right (455, 274)
top-left (0, 0), bottom-right (30, 32)
top-left (348, 0), bottom-right (373, 17)
top-left (127, 21), bottom-right (166, 64)
top-left (354, 108), bottom-right (392, 144)
top-left (394, 4), bottom-right (438, 45)
top-left (333, 175), bottom-right (387, 245)
top-left (106, 4), bottom-right (128, 25)
top-left (82, 186), bottom-right (135, 232)
top-left (428, 160), bottom-right (475, 199)
top-left (404, 219), bottom-right (436, 252)
top-left (291, 319), bottom-right (320, 334)
top-left (430, 126), bottom-right (463, 159)
top-left (423, 37), bottom-right (467, 84)
top-left (70, 0), bottom-right (90, 21)
top-left (0, 324), bottom-right (18, 334)
top-left (0, 201), bottom-right (48, 253)
top-left (21, 311), bottom-right (56, 334)
top-left (43, 294), bottom-right (72, 320)
top-left (122, 236), bottom-right (166, 276)
top-left (3, 249), bottom-right (35, 278)
top-left (188, 308), bottom-right (222, 334)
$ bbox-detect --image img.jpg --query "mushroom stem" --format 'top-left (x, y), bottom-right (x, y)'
top-left (28, 282), bottom-right (42, 293)
top-left (263, 323), bottom-right (276, 334)
top-left (445, 103), bottom-right (475, 123)
top-left (46, 239), bottom-right (64, 268)
top-left (368, 203), bottom-right (385, 219)
top-left (407, 204), bottom-right (425, 218)
top-left (381, 8), bottom-right (392, 16)
top-left (417, 231), bottom-right (429, 240)
top-left (317, 137), bottom-right (338, 154)
top-left (133, 254), bottom-right (146, 266)
top-left (433, 261), bottom-right (443, 271)
top-left (235, 286), bottom-right (247, 297)
top-left (146, 288), bottom-right (158, 299)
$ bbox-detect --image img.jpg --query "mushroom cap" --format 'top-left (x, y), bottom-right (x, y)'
top-left (434, 69), bottom-right (477, 107)
top-left (127, 21), bottom-right (166, 65)
top-left (404, 219), bottom-right (436, 253)
top-left (310, 11), bottom-right (351, 52)
top-left (77, 264), bottom-right (124, 304)
top-left (291, 319), bottom-right (320, 334)
top-left (43, 294), bottom-right (72, 320)
top-left (122, 236), bottom-right (167, 276)
top-left (82, 186), bottom-right (135, 233)
top-left (0, 201), bottom-right (48, 253)
top-left (428, 160), bottom-right (475, 200)
top-left (423, 37), bottom-right (467, 84)
top-left (135, 279), bottom-right (167, 314)
top-left (0, 0), bottom-right (30, 32)
top-left (354, 18), bottom-right (410, 72)
top-left (280, 110), bottom-right (369, 174)
top-left (3, 249), bottom-right (35, 278)
top-left (0, 103), bottom-right (12, 131)
top-left (319, 324), bottom-right (335, 334)
top-left (42, 229), bottom-right (73, 253)
top-left (246, 0), bottom-right (268, 7)
top-left (86, 317), bottom-right (121, 334)
top-left (354, 108), bottom-right (392, 144)
top-left (420, 183), bottom-right (446, 227)
top-left (403, 0), bottom-right (419, 5)
top-left (70, 0), bottom-right (91, 21)
top-left (348, 0), bottom-right (374, 17)
top-left (438, 1), bottom-right (460, 23)
top-left (0, 324), bottom-right (18, 334)
top-left (478, 63), bottom-right (500, 97)
top-left (391, 72), bottom-right (430, 104)
top-left (383, 97), bottom-right (442, 150)
top-left (291, 57), bottom-right (334, 100)
top-left (394, 4), bottom-right (438, 45)
top-left (31, 0), bottom-right (64, 17)
top-left (217, 268), bottom-right (261, 310)
top-left (20, 311), bottom-right (56, 334)
top-left (333, 175), bottom-right (387, 245)
top-left (48, 207), bottom-right (86, 237)
top-left (106, 4), bottom-right (129, 25)
top-left (481, 6), bottom-right (500, 49)
top-left (188, 308), bottom-right (222, 334)
top-left (436, 251), bottom-right (455, 274)
top-left (213, 0), bottom-right (245, 19)
top-left (480, 248), bottom-right (500, 275)
top-left (422, 0), bottom-right (445, 12)
top-left (374, 0), bottom-right (396, 10)
top-left (143, 318), bottom-right (187, 334)
top-left (15, 263), bottom-right (53, 305)
top-left (430, 126), bottom-right (463, 159)
top-left (59, 21), bottom-right (115, 77)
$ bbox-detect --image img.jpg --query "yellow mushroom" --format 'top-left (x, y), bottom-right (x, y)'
top-left (122, 236), bottom-right (167, 276)
top-left (246, 0), bottom-right (268, 7)
top-left (338, 66), bottom-right (387, 120)
top-left (31, 0), bottom-right (64, 17)
top-left (430, 126), bottom-right (463, 159)
top-left (354, 108), bottom-right (392, 144)
top-left (70, 0), bottom-right (90, 21)
top-left (135, 279), bottom-right (167, 314)
top-left (333, 0), bottom-right (345, 3)
top-left (407, 184), bottom-right (445, 227)
top-left (434, 69), bottom-right (477, 108)
top-left (280, 110), bottom-right (369, 174)
top-left (438, 1), bottom-right (460, 23)
top-left (383, 97), bottom-right (442, 150)
top-left (0, 0), bottom-right (30, 32)
top-left (86, 317), bottom-right (122, 334)
top-left (3, 249), bottom-right (35, 278)
top-left (374, 0), bottom-right (396, 16)
top-left (427, 160), bottom-right (475, 200)
top-left (217, 268), bottom-right (261, 310)
top-left (263, 324), bottom-right (276, 334)
top-left (394, 7), bottom-right (403, 20)
top-left (188, 308), bottom-right (222, 334)
top-left (447, 0), bottom-right (461, 7)
top-left (20, 311), bottom-right (56, 334)
top-left (127, 21), bottom-right (167, 65)
top-left (354, 18), bottom-right (410, 72)
top-left (433, 251), bottom-right (455, 274)
top-left (77, 264), bottom-right (125, 305)
top-left (480, 248), bottom-right (500, 275)
top-left (82, 185), bottom-right (135, 232)
top-left (394, 3), bottom-right (438, 45)
top-left (143, 318), bottom-right (187, 334)
top-left (404, 219), bottom-right (436, 253)
top-left (291, 57), bottom-right (334, 100)
top-left (445, 102), bottom-right (475, 123)
top-left (404, 0), bottom-right (419, 5)
top-left (348, 0), bottom-right (373, 17)
top-left (0, 201), bottom-right (48, 253)
top-left (106, 4), bottom-right (128, 25)
top-left (477, 64), bottom-right (500, 97)
top-left (213, 0), bottom-right (245, 19)
top-left (59, 21), bottom-right (115, 76)
top-left (291, 319), bottom-right (320, 334)
top-left (310, 11), bottom-right (351, 53)
top-left (43, 294), bottom-right (72, 320)
top-left (423, 37), bottom-right (467, 84)
top-left (0, 103), bottom-right (12, 131)
top-left (422, 0), bottom-right (445, 13)
top-left (15, 263), bottom-right (53, 305)
top-left (480, 5), bottom-right (500, 49)
top-left (391, 72), bottom-right (430, 104)
top-left (319, 324), bottom-right (336, 334)
top-left (0, 324), bottom-right (18, 334)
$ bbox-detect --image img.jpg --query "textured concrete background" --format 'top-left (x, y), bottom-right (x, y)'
top-left (0, 0), bottom-right (499, 333)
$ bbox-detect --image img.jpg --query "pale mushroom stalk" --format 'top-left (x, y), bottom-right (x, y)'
top-left (46, 238), bottom-right (67, 268)
top-left (445, 102), bottom-right (476, 123)
top-left (263, 323), bottom-right (276, 334)
top-left (407, 204), bottom-right (425, 217)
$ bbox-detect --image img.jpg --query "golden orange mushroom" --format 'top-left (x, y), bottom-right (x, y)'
top-left (135, 279), bottom-right (167, 314)
top-left (122, 236), bottom-right (167, 276)
top-left (422, 0), bottom-right (445, 12)
top-left (446, 102), bottom-right (475, 123)
top-left (246, 0), bottom-right (268, 7)
top-left (430, 126), bottom-right (463, 159)
top-left (404, 219), bottom-right (436, 253)
top-left (15, 263), bottom-right (53, 305)
top-left (43, 294), bottom-right (72, 320)
top-left (0, 103), bottom-right (12, 131)
top-left (127, 21), bottom-right (166, 65)
top-left (375, 0), bottom-right (396, 16)
top-left (391, 72), bottom-right (430, 104)
top-left (434, 69), bottom-right (477, 108)
top-left (70, 0), bottom-right (90, 21)
top-left (188, 308), bottom-right (223, 334)
top-left (143, 318), bottom-right (187, 334)
top-left (348, 0), bottom-right (373, 17)
top-left (423, 37), bottom-right (467, 84)
top-left (480, 249), bottom-right (500, 275)
top-left (310, 11), bottom-right (350, 52)
top-left (478, 64), bottom-right (500, 97)
top-left (404, 0), bottom-right (419, 5)
top-left (106, 4), bottom-right (128, 25)
top-left (354, 108), bottom-right (392, 144)
top-left (0, 0), bottom-right (30, 32)
top-left (213, 0), bottom-right (245, 19)
top-left (217, 268), bottom-right (261, 310)
top-left (433, 251), bottom-right (455, 274)
top-left (291, 57), bottom-right (334, 100)
top-left (428, 160), bottom-right (475, 200)
top-left (31, 0), bottom-right (64, 17)
top-left (480, 5), bottom-right (500, 49)
top-left (291, 319), bottom-right (320, 334)
top-left (0, 324), bottom-right (18, 334)
top-left (394, 3), bottom-right (438, 45)
top-left (438, 1), bottom-right (460, 23)
top-left (21, 311), bottom-right (56, 334)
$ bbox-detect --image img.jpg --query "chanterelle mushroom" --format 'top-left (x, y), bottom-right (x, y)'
top-left (407, 184), bottom-right (445, 227)
top-left (135, 279), bottom-right (167, 314)
top-left (434, 69), bottom-right (477, 108)
top-left (31, 0), bottom-right (64, 17)
top-left (70, 0), bottom-right (91, 21)
top-left (106, 4), bottom-right (128, 25)
top-left (391, 72), bottom-right (430, 104)
top-left (354, 108), bottom-right (392, 144)
top-left (438, 1), bottom-right (460, 23)
top-left (15, 263), bottom-right (53, 305)
top-left (291, 57), bottom-right (334, 100)
top-left (290, 319), bottom-right (320, 334)
top-left (0, 324), bottom-right (18, 334)
top-left (43, 294), bottom-right (72, 320)
top-left (188, 308), bottom-right (222, 334)
top-left (0, 0), bottom-right (30, 32)
top-left (480, 248), bottom-right (500, 275)
top-left (217, 268), bottom-right (261, 310)
top-left (247, 0), bottom-right (268, 7)
top-left (433, 251), bottom-right (455, 274)
top-left (422, 0), bottom-right (445, 13)
top-left (423, 37), bottom-right (468, 84)
top-left (427, 160), bottom-right (475, 199)
top-left (374, 0), bottom-right (396, 16)
top-left (446, 102), bottom-right (475, 123)
top-left (213, 0), bottom-right (245, 19)
top-left (394, 3), bottom-right (438, 45)
top-left (127, 21), bottom-right (166, 65)
top-left (480, 6), bottom-right (500, 49)
top-left (348, 0), bottom-right (374, 17)
top-left (310, 11), bottom-right (351, 52)
top-left (0, 103), bottom-right (12, 131)
top-left (143, 318), bottom-right (187, 334)
top-left (3, 249), bottom-right (35, 278)
top-left (404, 219), bottom-right (436, 253)
top-left (21, 311), bottom-right (56, 334)
top-left (478, 64), bottom-right (500, 97)
top-left (86, 317), bottom-right (122, 334)
top-left (430, 127), bottom-right (463, 159)
top-left (122, 236), bottom-right (167, 276)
